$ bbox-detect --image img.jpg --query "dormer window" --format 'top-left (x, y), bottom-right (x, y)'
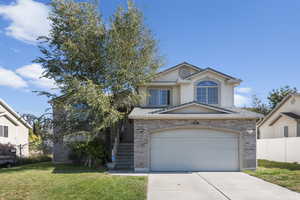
top-left (196, 81), bottom-right (219, 105)
top-left (148, 89), bottom-right (171, 106)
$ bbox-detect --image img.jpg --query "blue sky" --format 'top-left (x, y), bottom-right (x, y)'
top-left (0, 0), bottom-right (300, 116)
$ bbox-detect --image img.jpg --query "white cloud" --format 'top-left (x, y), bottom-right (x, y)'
top-left (236, 87), bottom-right (252, 94)
top-left (0, 0), bottom-right (50, 43)
top-left (0, 67), bottom-right (28, 88)
top-left (16, 63), bottom-right (55, 89)
top-left (234, 94), bottom-right (251, 107)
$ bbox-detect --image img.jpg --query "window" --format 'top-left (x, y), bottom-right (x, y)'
top-left (284, 126), bottom-right (289, 137)
top-left (0, 125), bottom-right (8, 138)
top-left (148, 89), bottom-right (170, 106)
top-left (196, 81), bottom-right (219, 104)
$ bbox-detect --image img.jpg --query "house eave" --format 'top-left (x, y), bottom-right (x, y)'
top-left (152, 101), bottom-right (235, 114)
top-left (185, 67), bottom-right (241, 82)
top-left (258, 93), bottom-right (300, 127)
top-left (129, 114), bottom-right (260, 120)
top-left (0, 99), bottom-right (32, 129)
top-left (155, 62), bottom-right (202, 78)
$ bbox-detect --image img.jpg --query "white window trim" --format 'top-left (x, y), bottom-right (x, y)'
top-left (147, 88), bottom-right (172, 107)
top-left (194, 79), bottom-right (221, 105)
top-left (0, 125), bottom-right (8, 138)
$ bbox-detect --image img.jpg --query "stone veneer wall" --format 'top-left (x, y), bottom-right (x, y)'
top-left (134, 119), bottom-right (257, 172)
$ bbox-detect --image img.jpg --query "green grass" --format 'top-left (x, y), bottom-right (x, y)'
top-left (0, 162), bottom-right (147, 200)
top-left (245, 160), bottom-right (300, 193)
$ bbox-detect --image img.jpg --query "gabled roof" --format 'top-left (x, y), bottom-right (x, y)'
top-left (269, 112), bottom-right (300, 126)
top-left (282, 112), bottom-right (300, 120)
top-left (185, 67), bottom-right (241, 82)
top-left (258, 93), bottom-right (300, 127)
top-left (156, 62), bottom-right (202, 77)
top-left (0, 98), bottom-right (32, 129)
top-left (129, 102), bottom-right (263, 120)
top-left (151, 101), bottom-right (235, 114)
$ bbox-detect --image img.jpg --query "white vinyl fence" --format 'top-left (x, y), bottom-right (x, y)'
top-left (257, 137), bottom-right (300, 163)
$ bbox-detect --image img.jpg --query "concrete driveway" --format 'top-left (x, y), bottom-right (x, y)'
top-left (148, 172), bottom-right (300, 200)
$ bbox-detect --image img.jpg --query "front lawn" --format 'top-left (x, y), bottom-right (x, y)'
top-left (0, 162), bottom-right (147, 200)
top-left (245, 160), bottom-right (300, 193)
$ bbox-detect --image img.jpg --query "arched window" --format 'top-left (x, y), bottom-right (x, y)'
top-left (196, 80), bottom-right (219, 104)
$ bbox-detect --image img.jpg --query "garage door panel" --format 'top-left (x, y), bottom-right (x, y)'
top-left (150, 129), bottom-right (239, 172)
top-left (152, 129), bottom-right (237, 138)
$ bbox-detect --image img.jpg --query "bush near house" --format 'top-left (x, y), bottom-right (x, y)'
top-left (245, 160), bottom-right (300, 193)
top-left (68, 138), bottom-right (107, 167)
top-left (0, 143), bottom-right (16, 156)
top-left (16, 155), bottom-right (52, 166)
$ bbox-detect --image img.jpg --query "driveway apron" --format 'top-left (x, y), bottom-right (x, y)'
top-left (148, 173), bottom-right (227, 200)
top-left (148, 172), bottom-right (300, 200)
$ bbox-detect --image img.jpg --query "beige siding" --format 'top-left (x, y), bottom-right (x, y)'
top-left (259, 95), bottom-right (300, 139)
top-left (0, 104), bottom-right (29, 157)
top-left (154, 66), bottom-right (199, 82)
top-left (181, 71), bottom-right (236, 107)
top-left (154, 70), bottom-right (179, 81)
top-left (180, 83), bottom-right (191, 104)
top-left (172, 86), bottom-right (180, 105)
top-left (139, 65), bottom-right (237, 107)
top-left (165, 105), bottom-right (222, 114)
top-left (273, 116), bottom-right (297, 138)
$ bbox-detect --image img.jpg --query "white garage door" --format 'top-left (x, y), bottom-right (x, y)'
top-left (150, 129), bottom-right (239, 172)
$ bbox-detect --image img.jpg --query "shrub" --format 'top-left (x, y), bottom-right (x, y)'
top-left (0, 143), bottom-right (16, 156)
top-left (16, 155), bottom-right (52, 165)
top-left (68, 138), bottom-right (107, 167)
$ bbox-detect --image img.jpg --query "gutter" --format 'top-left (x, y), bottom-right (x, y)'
top-left (129, 114), bottom-right (261, 120)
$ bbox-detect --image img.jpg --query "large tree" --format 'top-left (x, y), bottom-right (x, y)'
top-left (36, 0), bottom-right (161, 137)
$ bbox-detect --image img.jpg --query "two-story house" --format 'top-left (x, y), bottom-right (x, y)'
top-left (128, 62), bottom-right (263, 172)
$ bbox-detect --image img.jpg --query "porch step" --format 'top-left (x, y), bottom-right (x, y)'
top-left (117, 149), bottom-right (133, 155)
top-left (117, 146), bottom-right (134, 150)
top-left (114, 143), bottom-right (134, 170)
top-left (117, 149), bottom-right (133, 152)
top-left (114, 164), bottom-right (134, 170)
top-left (116, 160), bottom-right (133, 165)
top-left (116, 155), bottom-right (133, 159)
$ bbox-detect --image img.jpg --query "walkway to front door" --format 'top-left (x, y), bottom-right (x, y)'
top-left (148, 172), bottom-right (300, 200)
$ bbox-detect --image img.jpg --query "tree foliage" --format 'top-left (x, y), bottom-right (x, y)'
top-left (246, 86), bottom-right (298, 115)
top-left (36, 0), bottom-right (162, 138)
top-left (267, 86), bottom-right (297, 109)
top-left (22, 114), bottom-right (53, 154)
top-left (246, 95), bottom-right (270, 115)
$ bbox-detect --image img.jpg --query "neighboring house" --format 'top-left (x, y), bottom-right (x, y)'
top-left (258, 93), bottom-right (300, 139)
top-left (0, 99), bottom-right (31, 157)
top-left (128, 62), bottom-right (263, 172)
top-left (257, 93), bottom-right (300, 163)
